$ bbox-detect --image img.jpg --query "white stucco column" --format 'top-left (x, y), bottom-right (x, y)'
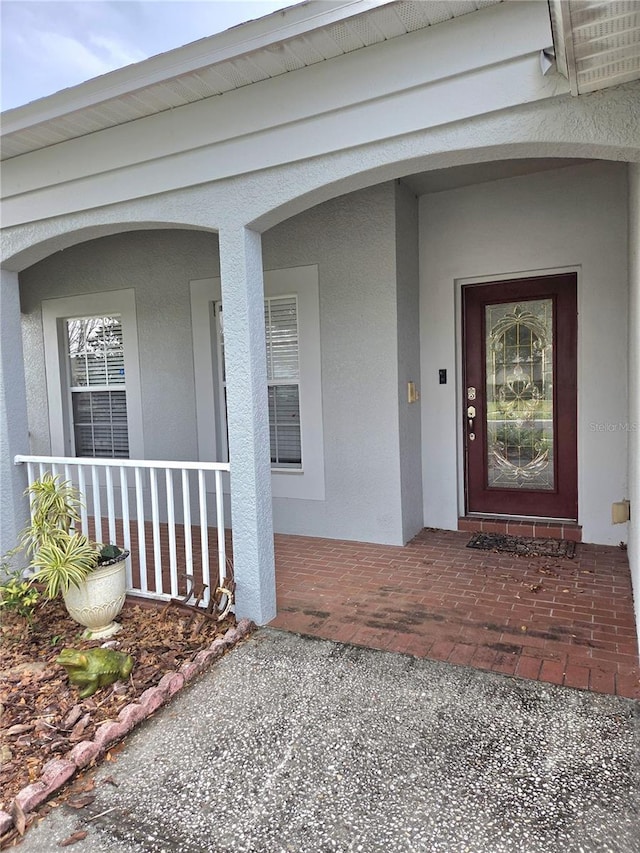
top-left (0, 269), bottom-right (30, 558)
top-left (628, 163), bottom-right (640, 651)
top-left (218, 226), bottom-right (276, 624)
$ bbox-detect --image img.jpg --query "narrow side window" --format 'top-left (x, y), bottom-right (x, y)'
top-left (216, 295), bottom-right (301, 469)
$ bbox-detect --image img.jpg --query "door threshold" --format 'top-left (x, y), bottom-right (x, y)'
top-left (458, 516), bottom-right (581, 542)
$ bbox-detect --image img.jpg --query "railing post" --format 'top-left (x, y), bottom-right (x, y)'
top-left (149, 468), bottom-right (163, 596)
top-left (215, 469), bottom-right (226, 588)
top-left (198, 469), bottom-right (210, 605)
top-left (134, 467), bottom-right (147, 593)
top-left (105, 467), bottom-right (117, 544)
top-left (91, 465), bottom-right (103, 543)
top-left (78, 466), bottom-right (88, 536)
top-left (119, 466), bottom-right (132, 588)
top-left (166, 468), bottom-right (178, 598)
top-left (182, 469), bottom-right (194, 580)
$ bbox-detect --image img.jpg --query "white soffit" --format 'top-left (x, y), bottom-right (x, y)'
top-left (550, 0), bottom-right (640, 95)
top-left (1, 0), bottom-right (501, 161)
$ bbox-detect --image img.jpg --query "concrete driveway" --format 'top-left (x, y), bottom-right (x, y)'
top-left (18, 629), bottom-right (640, 853)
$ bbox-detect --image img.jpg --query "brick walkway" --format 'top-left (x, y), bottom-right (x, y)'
top-left (270, 528), bottom-right (640, 700)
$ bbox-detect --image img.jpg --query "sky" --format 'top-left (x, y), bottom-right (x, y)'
top-left (1, 0), bottom-right (295, 111)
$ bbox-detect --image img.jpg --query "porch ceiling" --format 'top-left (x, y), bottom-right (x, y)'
top-left (0, 0), bottom-right (501, 161)
top-left (400, 156), bottom-right (595, 196)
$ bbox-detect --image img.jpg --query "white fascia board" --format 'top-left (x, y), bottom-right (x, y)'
top-left (1, 0), bottom-right (397, 135)
top-left (2, 1), bottom-right (553, 206)
top-left (548, 0), bottom-right (578, 94)
top-left (2, 55), bottom-right (567, 229)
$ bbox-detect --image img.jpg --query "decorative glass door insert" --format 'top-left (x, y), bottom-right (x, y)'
top-left (485, 299), bottom-right (553, 490)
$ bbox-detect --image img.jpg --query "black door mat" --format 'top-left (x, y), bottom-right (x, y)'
top-left (467, 532), bottom-right (576, 559)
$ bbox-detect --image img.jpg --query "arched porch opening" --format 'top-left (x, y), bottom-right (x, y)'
top-left (2, 147), bottom-right (639, 671)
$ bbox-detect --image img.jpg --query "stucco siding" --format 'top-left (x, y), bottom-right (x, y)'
top-left (263, 183), bottom-right (405, 544)
top-left (20, 229), bottom-right (217, 462)
top-left (394, 182), bottom-right (423, 543)
top-left (0, 270), bottom-right (29, 554)
top-left (19, 184), bottom-right (407, 546)
top-left (628, 163), bottom-right (640, 647)
top-left (17, 166), bottom-right (634, 550)
top-left (420, 161), bottom-right (629, 545)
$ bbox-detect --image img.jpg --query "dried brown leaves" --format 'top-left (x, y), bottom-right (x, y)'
top-left (0, 598), bottom-right (234, 811)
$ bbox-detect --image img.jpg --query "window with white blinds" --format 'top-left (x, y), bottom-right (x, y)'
top-left (66, 316), bottom-right (129, 458)
top-left (218, 296), bottom-right (301, 468)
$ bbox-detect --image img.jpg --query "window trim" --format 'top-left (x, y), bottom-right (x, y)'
top-left (190, 266), bottom-right (325, 501)
top-left (216, 295), bottom-right (303, 470)
top-left (42, 290), bottom-right (144, 459)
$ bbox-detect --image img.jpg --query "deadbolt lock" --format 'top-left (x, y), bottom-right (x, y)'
top-left (467, 387), bottom-right (476, 400)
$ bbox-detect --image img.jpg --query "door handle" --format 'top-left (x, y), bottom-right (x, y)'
top-left (467, 405), bottom-right (476, 440)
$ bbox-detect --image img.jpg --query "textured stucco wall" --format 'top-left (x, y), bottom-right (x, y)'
top-left (0, 270), bottom-right (29, 556)
top-left (263, 183), bottom-right (405, 544)
top-left (4, 82), bottom-right (639, 279)
top-left (19, 230), bottom-right (219, 460)
top-left (394, 183), bottom-right (423, 543)
top-left (628, 163), bottom-right (640, 648)
top-left (19, 184), bottom-right (408, 546)
top-left (420, 161), bottom-right (629, 545)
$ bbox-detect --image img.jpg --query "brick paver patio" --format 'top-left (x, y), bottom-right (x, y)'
top-left (270, 528), bottom-right (640, 700)
top-left (123, 521), bottom-right (638, 700)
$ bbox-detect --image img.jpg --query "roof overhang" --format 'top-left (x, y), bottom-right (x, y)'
top-left (0, 0), bottom-right (502, 161)
top-left (3, 1), bottom-right (638, 164)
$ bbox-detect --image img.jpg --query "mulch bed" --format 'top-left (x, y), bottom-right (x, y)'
top-left (0, 597), bottom-right (242, 842)
top-left (467, 532), bottom-right (576, 559)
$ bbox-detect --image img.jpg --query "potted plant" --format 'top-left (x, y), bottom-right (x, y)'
top-left (19, 473), bottom-right (129, 639)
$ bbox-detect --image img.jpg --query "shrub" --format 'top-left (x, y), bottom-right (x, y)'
top-left (0, 568), bottom-right (41, 624)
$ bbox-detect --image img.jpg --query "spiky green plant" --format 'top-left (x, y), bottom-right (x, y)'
top-left (19, 473), bottom-right (83, 558)
top-left (12, 473), bottom-right (101, 600)
top-left (30, 533), bottom-right (99, 599)
top-left (12, 474), bottom-right (125, 603)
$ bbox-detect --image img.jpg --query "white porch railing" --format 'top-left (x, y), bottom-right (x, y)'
top-left (14, 455), bottom-right (231, 606)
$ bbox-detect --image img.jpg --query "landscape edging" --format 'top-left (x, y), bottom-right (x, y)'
top-left (0, 618), bottom-right (254, 837)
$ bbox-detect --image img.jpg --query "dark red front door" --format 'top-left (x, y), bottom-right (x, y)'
top-left (463, 273), bottom-right (577, 520)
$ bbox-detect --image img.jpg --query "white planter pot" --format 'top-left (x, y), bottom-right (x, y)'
top-left (62, 553), bottom-right (128, 639)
